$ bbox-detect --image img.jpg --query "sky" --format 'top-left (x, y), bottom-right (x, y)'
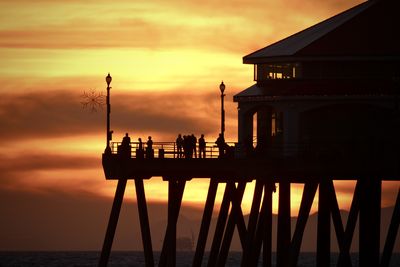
top-left (0, 0), bottom-right (398, 251)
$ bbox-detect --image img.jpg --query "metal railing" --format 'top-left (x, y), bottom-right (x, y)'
top-left (110, 140), bottom-right (400, 161)
top-left (110, 141), bottom-right (237, 159)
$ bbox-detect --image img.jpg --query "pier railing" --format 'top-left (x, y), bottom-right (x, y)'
top-left (110, 141), bottom-right (237, 159)
top-left (110, 140), bottom-right (399, 161)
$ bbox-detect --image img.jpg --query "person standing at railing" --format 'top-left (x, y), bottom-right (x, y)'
top-left (199, 134), bottom-right (206, 158)
top-left (122, 133), bottom-right (131, 147)
top-left (146, 136), bottom-right (154, 159)
top-left (191, 134), bottom-right (197, 158)
top-left (215, 133), bottom-right (225, 158)
top-left (138, 138), bottom-right (143, 151)
top-left (137, 137), bottom-right (144, 159)
top-left (119, 133), bottom-right (131, 158)
top-left (176, 134), bottom-right (183, 158)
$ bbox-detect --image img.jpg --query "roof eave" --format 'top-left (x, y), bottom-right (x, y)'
top-left (243, 55), bottom-right (400, 64)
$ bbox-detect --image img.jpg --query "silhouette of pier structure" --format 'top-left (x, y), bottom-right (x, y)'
top-left (100, 0), bottom-right (400, 266)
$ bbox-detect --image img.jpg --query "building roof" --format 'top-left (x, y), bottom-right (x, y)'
top-left (243, 0), bottom-right (400, 64)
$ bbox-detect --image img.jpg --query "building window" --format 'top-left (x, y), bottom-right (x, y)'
top-left (271, 112), bottom-right (283, 137)
top-left (256, 63), bottom-right (301, 81)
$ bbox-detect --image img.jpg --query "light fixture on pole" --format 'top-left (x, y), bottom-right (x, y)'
top-left (219, 81), bottom-right (226, 139)
top-left (105, 73), bottom-right (112, 153)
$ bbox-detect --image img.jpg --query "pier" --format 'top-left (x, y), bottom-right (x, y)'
top-left (99, 0), bottom-right (400, 266)
top-left (99, 141), bottom-right (399, 267)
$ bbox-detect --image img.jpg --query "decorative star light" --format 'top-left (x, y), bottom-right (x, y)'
top-left (81, 89), bottom-right (105, 112)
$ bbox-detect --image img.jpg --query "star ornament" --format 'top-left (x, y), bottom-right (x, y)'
top-left (81, 89), bottom-right (105, 113)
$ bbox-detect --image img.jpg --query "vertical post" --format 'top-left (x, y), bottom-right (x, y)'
top-left (217, 182), bottom-right (247, 266)
top-left (381, 188), bottom-right (400, 267)
top-left (135, 179), bottom-right (154, 267)
top-left (105, 73), bottom-right (112, 153)
top-left (99, 179), bottom-right (127, 267)
top-left (336, 179), bottom-right (361, 267)
top-left (277, 181), bottom-right (291, 267)
top-left (167, 180), bottom-right (177, 267)
top-left (263, 181), bottom-right (274, 267)
top-left (159, 179), bottom-right (186, 267)
top-left (290, 182), bottom-right (318, 267)
top-left (193, 180), bottom-right (218, 267)
top-left (257, 108), bottom-right (271, 155)
top-left (317, 179), bottom-right (330, 267)
top-left (241, 179), bottom-right (264, 265)
top-left (238, 111), bottom-right (254, 158)
top-left (247, 180), bottom-right (274, 267)
top-left (220, 81), bottom-right (226, 139)
top-left (207, 182), bottom-right (232, 267)
top-left (359, 178), bottom-right (381, 267)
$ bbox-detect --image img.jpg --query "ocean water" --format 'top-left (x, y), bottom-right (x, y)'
top-left (0, 251), bottom-right (399, 267)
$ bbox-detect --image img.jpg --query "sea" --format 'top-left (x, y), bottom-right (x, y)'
top-left (0, 251), bottom-right (399, 267)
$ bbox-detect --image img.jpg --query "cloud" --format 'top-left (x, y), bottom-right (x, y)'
top-left (0, 89), bottom-right (235, 142)
top-left (0, 151), bottom-right (102, 192)
top-left (0, 153), bottom-right (99, 173)
top-left (0, 0), bottom-right (363, 54)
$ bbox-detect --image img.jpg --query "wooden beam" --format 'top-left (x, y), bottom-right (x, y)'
top-left (207, 181), bottom-right (233, 267)
top-left (262, 181), bottom-right (274, 267)
top-left (241, 179), bottom-right (264, 266)
top-left (248, 180), bottom-right (274, 267)
top-left (193, 180), bottom-right (218, 267)
top-left (336, 180), bottom-right (362, 267)
top-left (359, 178), bottom-right (381, 267)
top-left (135, 179), bottom-right (154, 267)
top-left (159, 180), bottom-right (186, 267)
top-left (217, 182), bottom-right (247, 266)
top-left (380, 188), bottom-right (400, 267)
top-left (277, 181), bottom-right (291, 267)
top-left (99, 179), bottom-right (127, 267)
top-left (290, 182), bottom-right (318, 267)
top-left (317, 179), bottom-right (331, 267)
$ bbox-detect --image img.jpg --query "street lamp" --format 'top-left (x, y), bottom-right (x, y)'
top-left (105, 73), bottom-right (112, 153)
top-left (220, 81), bottom-right (226, 139)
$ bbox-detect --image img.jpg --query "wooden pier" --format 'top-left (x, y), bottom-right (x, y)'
top-left (99, 143), bottom-right (400, 267)
top-left (98, 1), bottom-right (400, 265)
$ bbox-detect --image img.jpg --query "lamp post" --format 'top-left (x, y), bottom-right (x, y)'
top-left (105, 73), bottom-right (112, 153)
top-left (220, 81), bottom-right (226, 139)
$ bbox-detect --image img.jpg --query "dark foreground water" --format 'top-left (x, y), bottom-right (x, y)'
top-left (0, 251), bottom-right (399, 267)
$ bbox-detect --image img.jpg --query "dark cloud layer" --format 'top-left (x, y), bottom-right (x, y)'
top-left (0, 90), bottom-right (236, 142)
top-left (0, 153), bottom-right (100, 173)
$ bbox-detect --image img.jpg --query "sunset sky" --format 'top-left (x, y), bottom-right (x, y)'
top-left (0, 0), bottom-right (398, 250)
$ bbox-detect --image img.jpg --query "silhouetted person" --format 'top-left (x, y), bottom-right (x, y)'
top-left (119, 133), bottom-right (131, 158)
top-left (138, 138), bottom-right (143, 150)
top-left (146, 136), bottom-right (154, 159)
top-left (176, 134), bottom-right (183, 158)
top-left (137, 137), bottom-right (144, 159)
top-left (215, 134), bottom-right (225, 158)
top-left (122, 133), bottom-right (131, 147)
top-left (191, 134), bottom-right (197, 158)
top-left (199, 134), bottom-right (206, 158)
top-left (183, 135), bottom-right (191, 158)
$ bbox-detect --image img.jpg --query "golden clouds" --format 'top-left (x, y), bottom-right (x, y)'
top-left (0, 0), bottom-right (371, 214)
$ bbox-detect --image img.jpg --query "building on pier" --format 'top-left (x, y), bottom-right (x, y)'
top-left (100, 0), bottom-right (400, 267)
top-left (235, 0), bottom-right (400, 160)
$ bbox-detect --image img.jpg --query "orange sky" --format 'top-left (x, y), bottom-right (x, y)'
top-left (1, 0), bottom-right (398, 250)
